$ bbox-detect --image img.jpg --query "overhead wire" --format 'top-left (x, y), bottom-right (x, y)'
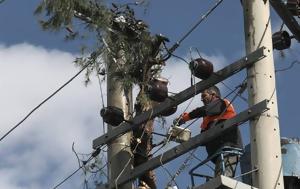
top-left (177, 0), bottom-right (224, 45)
top-left (162, 0), bottom-right (224, 60)
top-left (156, 75), bottom-right (199, 184)
top-left (96, 70), bottom-right (107, 134)
top-left (188, 46), bottom-right (247, 103)
top-left (72, 0), bottom-right (239, 186)
top-left (0, 50), bottom-right (104, 142)
top-left (113, 81), bottom-right (197, 187)
top-left (189, 151), bottom-right (214, 171)
top-left (170, 79), bottom-right (246, 145)
top-left (220, 81), bottom-right (247, 103)
top-left (166, 148), bottom-right (198, 188)
top-left (114, 109), bottom-right (154, 189)
top-left (52, 146), bottom-right (102, 189)
top-left (162, 79), bottom-right (248, 187)
top-left (275, 60), bottom-right (300, 72)
top-left (150, 59), bottom-right (248, 186)
top-left (72, 142), bottom-right (82, 169)
top-left (72, 142), bottom-right (101, 187)
top-left (208, 78), bottom-right (247, 129)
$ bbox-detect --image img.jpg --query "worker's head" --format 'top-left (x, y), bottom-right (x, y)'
top-left (201, 86), bottom-right (221, 105)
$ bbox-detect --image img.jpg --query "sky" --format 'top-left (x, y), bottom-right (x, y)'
top-left (0, 0), bottom-right (300, 189)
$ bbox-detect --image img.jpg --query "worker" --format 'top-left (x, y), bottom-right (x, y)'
top-left (174, 86), bottom-right (243, 177)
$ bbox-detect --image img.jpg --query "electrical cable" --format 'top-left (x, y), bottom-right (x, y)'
top-left (275, 60), bottom-right (300, 72)
top-left (165, 43), bottom-right (248, 104)
top-left (163, 45), bottom-right (189, 65)
top-left (189, 151), bottom-right (214, 171)
top-left (170, 53), bottom-right (190, 65)
top-left (96, 72), bottom-right (107, 134)
top-left (234, 168), bottom-right (259, 179)
top-left (52, 147), bottom-right (102, 189)
top-left (53, 165), bottom-right (83, 189)
top-left (208, 79), bottom-right (247, 129)
top-left (114, 125), bottom-right (146, 189)
top-left (0, 53), bottom-right (103, 142)
top-left (166, 148), bottom-right (198, 188)
top-left (160, 80), bottom-right (247, 187)
top-left (156, 79), bottom-right (199, 183)
top-left (162, 0), bottom-right (224, 60)
top-left (183, 82), bottom-right (246, 185)
top-left (72, 142), bottom-right (82, 168)
top-left (167, 80), bottom-right (245, 143)
top-left (220, 81), bottom-right (247, 103)
top-left (114, 109), bottom-right (154, 189)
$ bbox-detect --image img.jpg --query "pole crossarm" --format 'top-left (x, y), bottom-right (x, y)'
top-left (113, 100), bottom-right (269, 188)
top-left (93, 47), bottom-right (266, 149)
top-left (270, 0), bottom-right (300, 42)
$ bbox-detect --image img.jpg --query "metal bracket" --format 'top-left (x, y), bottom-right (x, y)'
top-left (192, 175), bottom-right (258, 189)
top-left (270, 0), bottom-right (300, 42)
top-left (112, 100), bottom-right (269, 188)
top-left (92, 47), bottom-right (266, 149)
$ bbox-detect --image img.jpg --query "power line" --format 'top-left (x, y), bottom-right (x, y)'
top-left (275, 60), bottom-right (300, 72)
top-left (166, 148), bottom-right (198, 188)
top-left (162, 80), bottom-right (247, 187)
top-left (53, 166), bottom-right (83, 189)
top-left (0, 59), bottom-right (97, 142)
top-left (114, 112), bottom-right (152, 189)
top-left (96, 71), bottom-right (107, 134)
top-left (52, 147), bottom-right (102, 189)
top-left (164, 0), bottom-right (224, 57)
top-left (149, 80), bottom-right (247, 187)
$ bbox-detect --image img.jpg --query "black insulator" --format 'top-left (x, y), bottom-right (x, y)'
top-left (189, 58), bottom-right (214, 80)
top-left (147, 77), bottom-right (168, 102)
top-left (284, 176), bottom-right (300, 189)
top-left (100, 106), bottom-right (124, 126)
top-left (160, 106), bottom-right (177, 117)
top-left (285, 0), bottom-right (300, 16)
top-left (272, 30), bottom-right (291, 50)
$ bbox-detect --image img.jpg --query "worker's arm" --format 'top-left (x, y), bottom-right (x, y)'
top-left (174, 98), bottom-right (226, 125)
top-left (189, 98), bottom-right (226, 118)
top-left (205, 98), bottom-right (227, 116)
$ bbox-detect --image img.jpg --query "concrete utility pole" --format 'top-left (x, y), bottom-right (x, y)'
top-left (243, 0), bottom-right (284, 188)
top-left (106, 50), bottom-right (133, 189)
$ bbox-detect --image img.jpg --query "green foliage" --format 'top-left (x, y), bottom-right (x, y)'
top-left (35, 0), bottom-right (166, 108)
top-left (37, 1), bottom-right (161, 80)
top-left (35, 1), bottom-right (166, 186)
top-left (35, 0), bottom-right (111, 32)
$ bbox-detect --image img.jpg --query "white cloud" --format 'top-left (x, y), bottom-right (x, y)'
top-left (0, 43), bottom-right (104, 189)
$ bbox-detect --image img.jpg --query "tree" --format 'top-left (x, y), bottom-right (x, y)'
top-left (35, 0), bottom-right (168, 188)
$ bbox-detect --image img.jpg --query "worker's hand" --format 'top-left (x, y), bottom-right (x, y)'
top-left (173, 117), bottom-right (185, 126)
top-left (174, 112), bottom-right (190, 126)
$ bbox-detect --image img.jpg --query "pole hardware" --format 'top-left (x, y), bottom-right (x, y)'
top-left (270, 0), bottom-right (300, 41)
top-left (100, 106), bottom-right (124, 126)
top-left (93, 47), bottom-right (267, 149)
top-left (111, 100), bottom-right (269, 188)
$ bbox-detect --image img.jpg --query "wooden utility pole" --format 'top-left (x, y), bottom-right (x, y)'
top-left (243, 0), bottom-right (284, 188)
top-left (106, 50), bottom-right (133, 189)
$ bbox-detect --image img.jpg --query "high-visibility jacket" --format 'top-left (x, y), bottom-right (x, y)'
top-left (200, 99), bottom-right (236, 130)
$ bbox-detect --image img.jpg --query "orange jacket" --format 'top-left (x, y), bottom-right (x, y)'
top-left (200, 99), bottom-right (236, 130)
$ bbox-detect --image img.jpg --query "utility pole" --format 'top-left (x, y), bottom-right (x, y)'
top-left (106, 50), bottom-right (133, 189)
top-left (243, 0), bottom-right (284, 188)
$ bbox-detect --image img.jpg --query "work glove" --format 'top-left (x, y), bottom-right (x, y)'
top-left (173, 117), bottom-right (185, 126)
top-left (173, 112), bottom-right (190, 126)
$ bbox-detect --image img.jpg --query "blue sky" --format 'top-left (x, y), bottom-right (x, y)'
top-left (0, 0), bottom-right (300, 189)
